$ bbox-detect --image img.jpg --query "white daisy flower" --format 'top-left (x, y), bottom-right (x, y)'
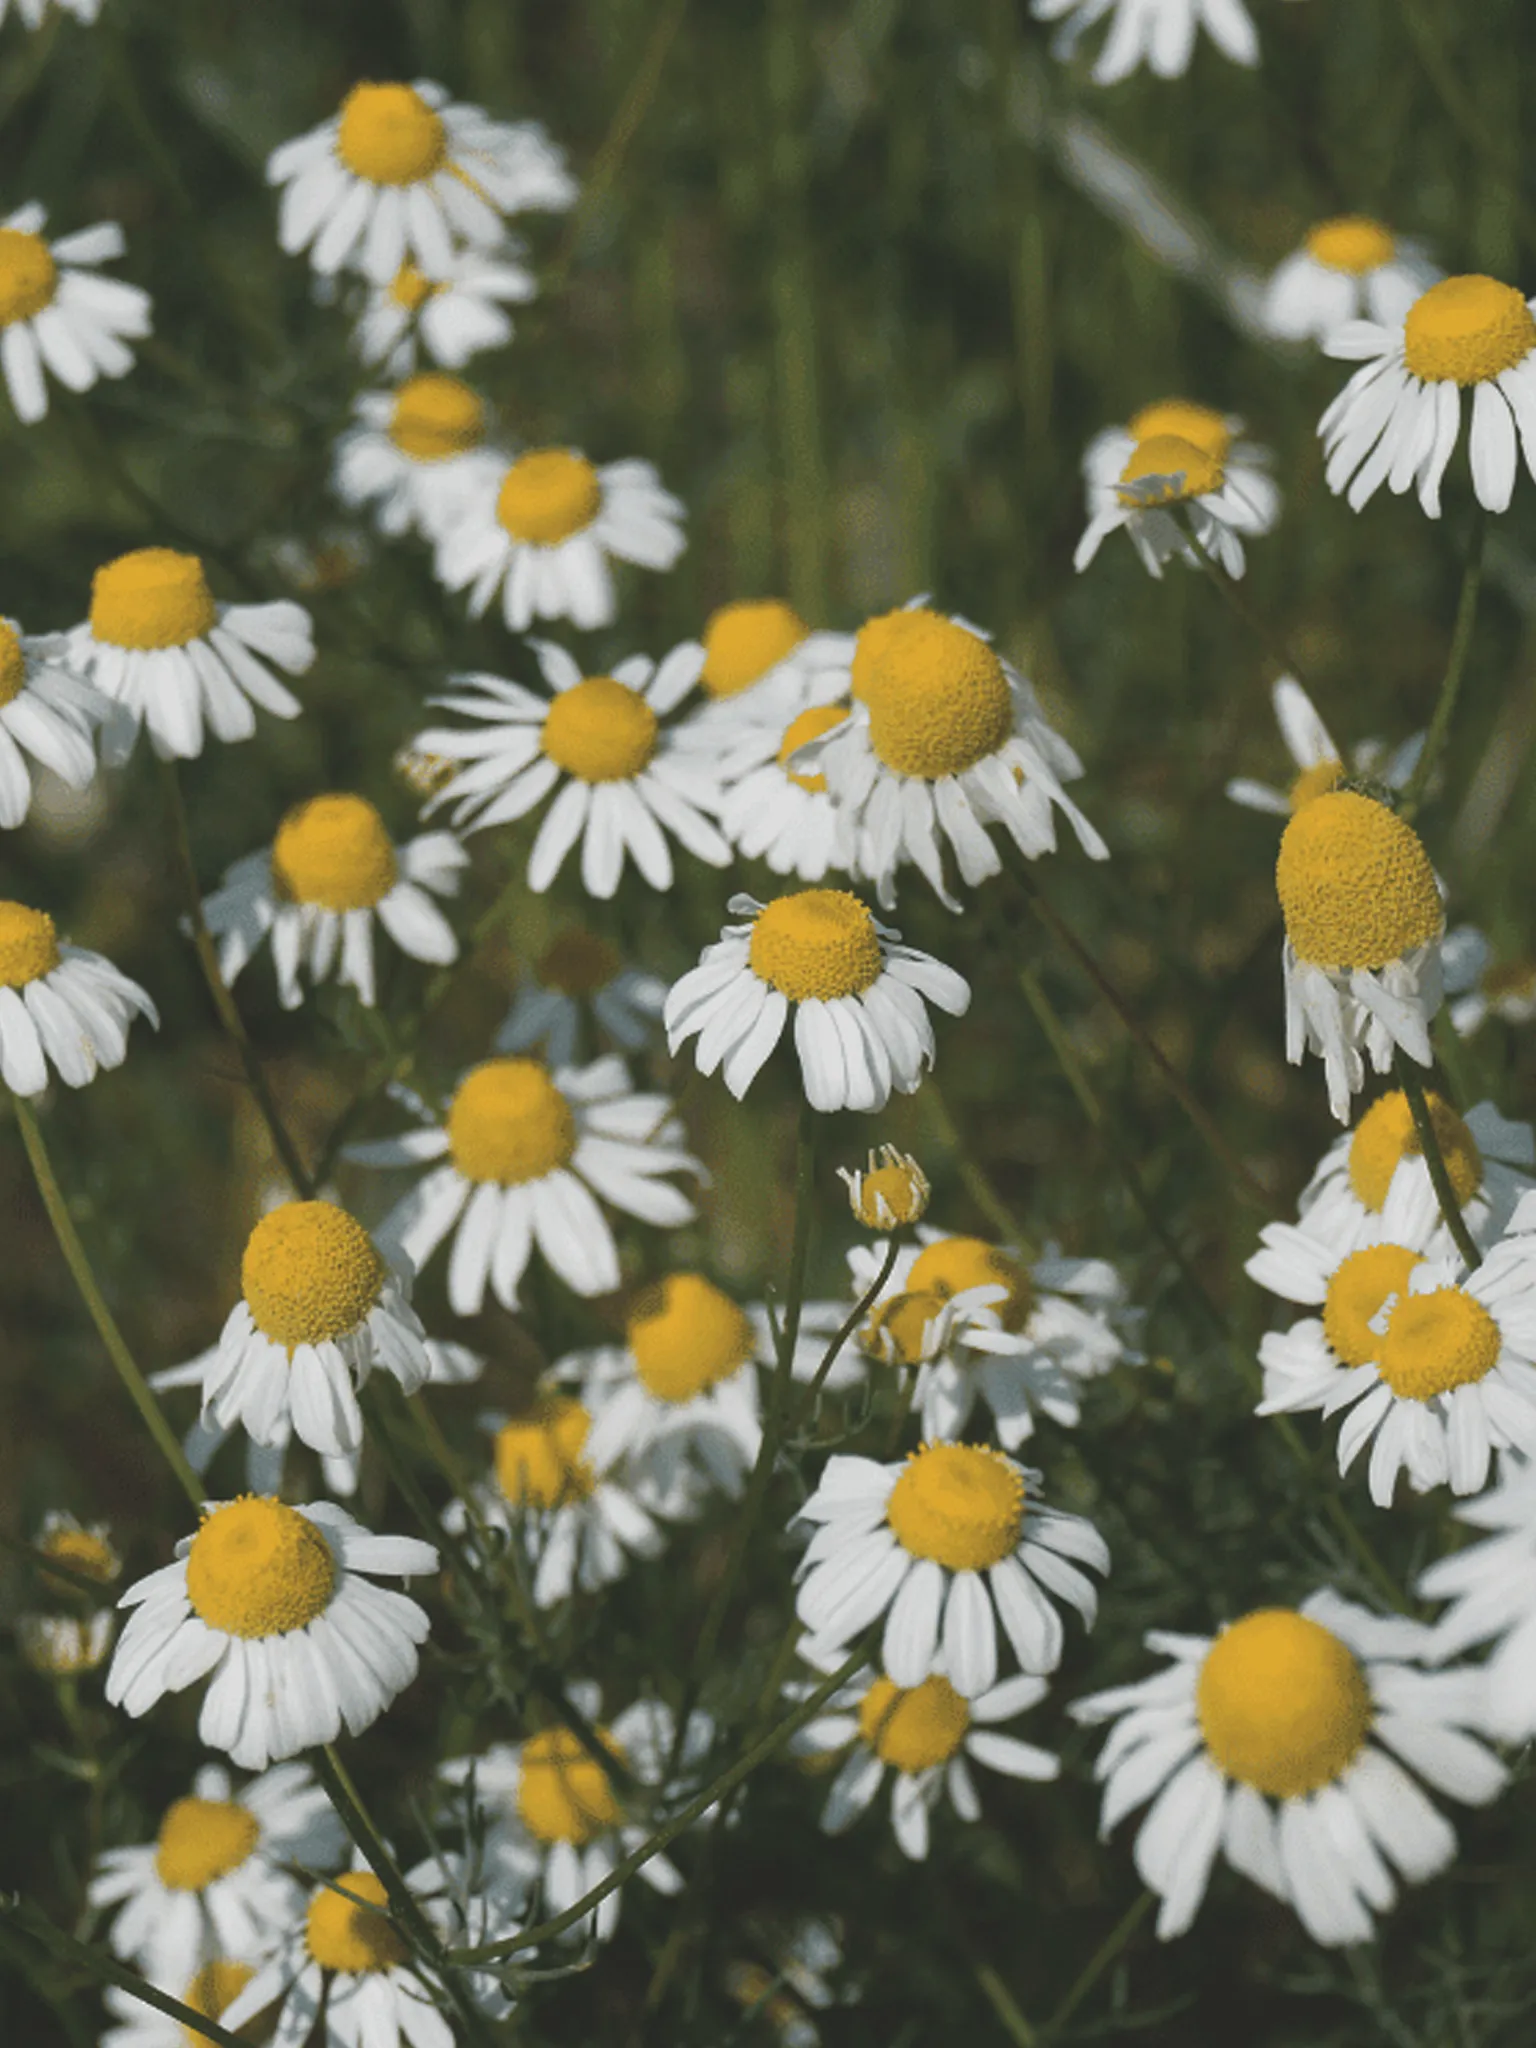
top-left (1443, 924), bottom-right (1536, 1036)
top-left (16, 1510), bottom-right (119, 1675)
top-left (2, 0), bottom-right (103, 27)
top-left (1032, 0), bottom-right (1257, 83)
top-left (100, 1960), bottom-right (266, 2048)
top-left (201, 794), bottom-right (464, 1011)
top-left (89, 1760), bottom-right (342, 1983)
top-left (496, 927), bottom-right (666, 1068)
top-left (1419, 1459), bottom-right (1536, 1741)
top-left (31, 1507), bottom-right (120, 1584)
top-left (693, 599), bottom-right (854, 715)
top-left (1275, 790), bottom-right (1445, 1123)
top-left (68, 547), bottom-right (312, 763)
top-left (841, 1146), bottom-right (930, 1232)
top-left (1322, 272), bottom-right (1536, 516)
top-left (665, 889), bottom-right (971, 1114)
top-left (708, 699), bottom-right (852, 884)
top-left (0, 897), bottom-right (156, 1096)
top-left (790, 1650), bottom-right (1058, 1863)
top-left (105, 1497), bottom-right (438, 1770)
top-left (267, 78), bottom-right (575, 283)
top-left (1075, 404), bottom-right (1279, 581)
top-left (0, 616), bottom-right (107, 828)
top-left (332, 374), bottom-right (503, 542)
top-left (1226, 674), bottom-right (1422, 821)
top-left (433, 447), bottom-right (685, 631)
top-left (354, 245), bottom-right (537, 377)
top-left (1073, 1591), bottom-right (1506, 1945)
top-left (0, 203), bottom-right (149, 424)
top-left (724, 1917), bottom-right (848, 2048)
top-left (794, 1445), bottom-right (1109, 1696)
top-left (413, 639), bottom-right (730, 897)
top-left (348, 1053), bottom-right (702, 1315)
top-left (1264, 217), bottom-right (1436, 344)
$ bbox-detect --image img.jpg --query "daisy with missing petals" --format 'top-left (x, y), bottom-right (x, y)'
top-left (106, 1497), bottom-right (438, 1769)
top-left (1226, 675), bottom-right (1422, 822)
top-left (497, 928), bottom-right (666, 1068)
top-left (1032, 0), bottom-right (1257, 84)
top-left (267, 79), bottom-right (574, 283)
top-left (1075, 405), bottom-right (1278, 581)
top-left (354, 247), bottom-right (537, 377)
top-left (1276, 790), bottom-right (1444, 1122)
top-left (0, 203), bottom-right (150, 424)
top-left (332, 373), bottom-right (501, 542)
top-left (1443, 925), bottom-right (1536, 1037)
top-left (0, 616), bottom-right (108, 827)
top-left (201, 794), bottom-right (464, 1010)
top-left (1073, 1591), bottom-right (1505, 1945)
top-left (69, 547), bottom-right (312, 762)
top-left (1419, 1461), bottom-right (1536, 1741)
top-left (1264, 217), bottom-right (1435, 344)
top-left (434, 447), bottom-right (685, 631)
top-left (416, 639), bottom-right (729, 897)
top-left (350, 1053), bottom-right (701, 1314)
top-left (794, 1445), bottom-right (1109, 1695)
top-left (1323, 273), bottom-right (1536, 516)
top-left (0, 899), bottom-right (156, 1096)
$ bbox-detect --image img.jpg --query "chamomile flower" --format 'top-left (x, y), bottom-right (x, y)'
top-left (683, 598), bottom-right (855, 738)
top-left (0, 203), bottom-right (149, 424)
top-left (332, 374), bottom-right (502, 542)
top-left (354, 246), bottom-right (537, 376)
top-left (106, 1497), bottom-right (438, 1769)
top-left (413, 640), bottom-right (729, 897)
top-left (794, 1446), bottom-right (1109, 1695)
top-left (1072, 1591), bottom-right (1505, 1945)
top-left (1419, 1461), bottom-right (1536, 1741)
top-left (0, 899), bottom-right (156, 1096)
top-left (1264, 217), bottom-right (1436, 343)
top-left (1322, 273), bottom-right (1536, 516)
top-left (89, 1760), bottom-right (342, 1982)
top-left (2, 0), bottom-right (103, 27)
top-left (1276, 790), bottom-right (1444, 1123)
top-left (1075, 403), bottom-right (1279, 581)
top-left (841, 1146), bottom-right (930, 1231)
top-left (724, 1918), bottom-right (848, 2048)
top-left (0, 618), bottom-right (107, 828)
top-left (1226, 675), bottom-right (1422, 820)
top-left (665, 890), bottom-right (971, 1113)
top-left (712, 700), bottom-right (853, 883)
top-left (101, 1960), bottom-right (262, 2048)
top-left (434, 446), bottom-right (685, 630)
top-left (16, 1510), bottom-right (120, 1676)
top-left (201, 795), bottom-right (464, 1010)
top-left (349, 1054), bottom-right (702, 1315)
top-left (497, 928), bottom-right (666, 1068)
top-left (68, 548), bottom-right (312, 762)
top-left (1032, 0), bottom-right (1257, 83)
top-left (1443, 925), bottom-right (1536, 1036)
top-left (267, 79), bottom-right (575, 283)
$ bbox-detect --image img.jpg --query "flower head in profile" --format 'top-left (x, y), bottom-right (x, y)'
top-left (1419, 1460), bottom-right (1536, 1742)
top-left (1226, 676), bottom-right (1422, 822)
top-left (332, 373), bottom-right (503, 542)
top-left (1264, 216), bottom-right (1436, 343)
top-left (0, 616), bottom-right (108, 829)
top-left (354, 245), bottom-right (537, 377)
top-left (1032, 0), bottom-right (1258, 86)
top-left (0, 898), bottom-right (157, 1097)
top-left (0, 202), bottom-right (150, 424)
top-left (497, 928), bottom-right (666, 1069)
top-left (1075, 401), bottom-right (1279, 582)
top-left (16, 1509), bottom-right (120, 1677)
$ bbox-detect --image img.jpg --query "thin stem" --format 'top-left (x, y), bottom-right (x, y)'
top-left (3, 1898), bottom-right (244, 2047)
top-left (1399, 516), bottom-right (1486, 822)
top-left (14, 1098), bottom-right (202, 1508)
top-left (1181, 515), bottom-right (1315, 691)
top-left (1040, 1890), bottom-right (1153, 2039)
top-left (1396, 1056), bottom-right (1483, 1270)
top-left (790, 1234), bottom-right (902, 1432)
top-left (976, 1962), bottom-right (1039, 2047)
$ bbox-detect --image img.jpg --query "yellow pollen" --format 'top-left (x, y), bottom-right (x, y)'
top-left (1116, 433), bottom-right (1223, 506)
top-left (1276, 791), bottom-right (1441, 971)
top-left (1348, 1090), bottom-right (1482, 1213)
top-left (862, 1288), bottom-right (946, 1367)
top-left (241, 1200), bottom-right (386, 1351)
top-left (1378, 1285), bottom-right (1502, 1400)
top-left (516, 1725), bottom-right (624, 1845)
top-left (40, 1525), bottom-right (119, 1583)
top-left (185, 1497), bottom-right (336, 1639)
top-left (1322, 1242), bottom-right (1422, 1366)
top-left (846, 1146), bottom-right (930, 1229)
top-left (700, 599), bottom-right (808, 696)
top-left (446, 1059), bottom-right (577, 1185)
top-left (154, 1798), bottom-right (261, 1893)
top-left (0, 621), bottom-right (26, 707)
top-left (1288, 757), bottom-right (1343, 811)
top-left (777, 703), bottom-right (848, 794)
top-left (908, 1236), bottom-right (1033, 1333)
top-left (1126, 400), bottom-right (1233, 465)
top-left (537, 927), bottom-right (622, 996)
top-left (748, 889), bottom-right (883, 1003)
top-left (270, 794), bottom-right (398, 912)
top-left (305, 1872), bottom-right (408, 1974)
top-left (1197, 1609), bottom-right (1372, 1799)
top-left (541, 675), bottom-right (658, 782)
top-left (387, 373), bottom-right (484, 461)
top-left (858, 610), bottom-right (1014, 780)
top-left (336, 82), bottom-right (446, 186)
top-left (181, 1961), bottom-right (256, 2043)
top-left (1305, 216), bottom-right (1396, 276)
top-left (388, 261), bottom-right (441, 313)
top-left (494, 1398), bottom-right (597, 1509)
top-left (1403, 275), bottom-right (1536, 385)
top-left (0, 902), bottom-right (59, 989)
top-left (496, 449), bottom-right (603, 544)
top-left (0, 227), bottom-right (57, 326)
top-left (885, 1441), bottom-right (1025, 1571)
top-left (89, 548), bottom-right (217, 651)
top-left (858, 1673), bottom-right (971, 1772)
top-left (627, 1273), bottom-right (754, 1403)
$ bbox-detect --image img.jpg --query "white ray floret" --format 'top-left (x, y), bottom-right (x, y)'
top-left (1442, 925), bottom-right (1536, 1037)
top-left (0, 616), bottom-right (108, 828)
top-left (1075, 405), bottom-right (1279, 582)
top-left (1263, 216), bottom-right (1436, 344)
top-left (0, 202), bottom-right (150, 424)
top-left (1419, 1459), bottom-right (1536, 1742)
top-left (1032, 0), bottom-right (1258, 84)
top-left (332, 373), bottom-right (504, 543)
top-left (2, 0), bottom-right (104, 26)
top-left (1225, 674), bottom-right (1422, 820)
top-left (354, 244), bottom-right (537, 376)
top-left (496, 927), bottom-right (666, 1069)
top-left (0, 898), bottom-right (156, 1097)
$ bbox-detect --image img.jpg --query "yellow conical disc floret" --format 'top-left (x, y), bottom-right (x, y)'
top-left (749, 889), bottom-right (883, 1003)
top-left (336, 82), bottom-right (446, 186)
top-left (494, 1398), bottom-right (597, 1508)
top-left (181, 1960), bottom-right (256, 2041)
top-left (1348, 1090), bottom-right (1483, 1212)
top-left (541, 676), bottom-right (658, 782)
top-left (1378, 1285), bottom-right (1502, 1399)
top-left (777, 704), bottom-right (848, 794)
top-left (90, 548), bottom-right (217, 651)
top-left (185, 1498), bottom-right (336, 1638)
top-left (1126, 399), bottom-right (1233, 466)
top-left (496, 450), bottom-right (602, 544)
top-left (907, 1236), bottom-right (1032, 1333)
top-left (1288, 758), bottom-right (1344, 811)
top-left (1276, 792), bottom-right (1441, 971)
top-left (858, 1673), bottom-right (971, 1772)
top-left (305, 1872), bottom-right (408, 1973)
top-left (857, 610), bottom-right (1014, 780)
top-left (862, 1288), bottom-right (946, 1367)
top-left (154, 1798), bottom-right (261, 1892)
top-left (0, 902), bottom-right (59, 989)
top-left (700, 599), bottom-right (808, 696)
top-left (446, 1059), bottom-right (578, 1185)
top-left (1116, 434), bottom-right (1223, 507)
top-left (0, 620), bottom-right (26, 708)
top-left (387, 373), bottom-right (485, 461)
top-left (1403, 275), bottom-right (1536, 385)
top-left (1196, 1609), bottom-right (1373, 1798)
top-left (516, 1726), bottom-right (625, 1844)
top-left (846, 1145), bottom-right (930, 1229)
top-left (1322, 1242), bottom-right (1422, 1365)
top-left (886, 1442), bottom-right (1025, 1570)
top-left (271, 794), bottom-right (398, 912)
top-left (627, 1273), bottom-right (754, 1402)
top-left (241, 1200), bottom-right (387, 1351)
top-left (537, 928), bottom-right (622, 997)
top-left (0, 227), bottom-right (57, 327)
top-left (1305, 216), bottom-right (1396, 275)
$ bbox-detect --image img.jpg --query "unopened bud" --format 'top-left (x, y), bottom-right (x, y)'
top-left (839, 1146), bottom-right (930, 1231)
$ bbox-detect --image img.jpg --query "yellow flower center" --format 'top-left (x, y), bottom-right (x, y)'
top-left (627, 1272), bottom-right (754, 1402)
top-left (1288, 757), bottom-right (1344, 811)
top-left (446, 1058), bottom-right (578, 1185)
top-left (0, 227), bottom-right (57, 326)
top-left (537, 927), bottom-right (622, 996)
top-left (89, 548), bottom-right (217, 651)
top-left (1196, 1609), bottom-right (1373, 1799)
top-left (154, 1798), bottom-right (261, 1893)
top-left (240, 1200), bottom-right (386, 1352)
top-left (541, 675), bottom-right (658, 783)
top-left (748, 889), bottom-right (883, 1003)
top-left (700, 599), bottom-right (808, 696)
top-left (181, 1961), bottom-right (257, 2043)
top-left (1403, 275), bottom-right (1536, 386)
top-left (907, 1236), bottom-right (1033, 1333)
top-left (305, 1872), bottom-right (408, 1974)
top-left (849, 1150), bottom-right (929, 1228)
top-left (858, 1672), bottom-right (971, 1772)
top-left (0, 902), bottom-right (59, 989)
top-left (777, 703), bottom-right (848, 794)
top-left (885, 1441), bottom-right (1025, 1571)
top-left (1125, 400), bottom-right (1233, 465)
top-left (185, 1497), bottom-right (336, 1639)
top-left (862, 1288), bottom-right (946, 1368)
top-left (516, 1726), bottom-right (624, 1845)
top-left (1116, 433), bottom-right (1223, 506)
top-left (1276, 791), bottom-right (1441, 971)
top-left (336, 82), bottom-right (446, 186)
top-left (496, 449), bottom-right (603, 544)
top-left (40, 1525), bottom-right (118, 1582)
top-left (0, 620), bottom-right (26, 708)
top-left (270, 794), bottom-right (398, 913)
top-left (387, 373), bottom-right (485, 461)
top-left (858, 610), bottom-right (1015, 780)
top-left (1377, 1285), bottom-right (1502, 1400)
top-left (494, 1398), bottom-right (597, 1508)
top-left (387, 261), bottom-right (442, 313)
top-left (1321, 1242), bottom-right (1423, 1366)
top-left (1348, 1089), bottom-right (1483, 1213)
top-left (1305, 216), bottom-right (1396, 276)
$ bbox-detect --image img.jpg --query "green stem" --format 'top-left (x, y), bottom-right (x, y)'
top-left (791, 1234), bottom-right (901, 1432)
top-left (1396, 1055), bottom-right (1483, 1270)
top-left (1041, 1890), bottom-right (1153, 2039)
top-left (976, 1961), bottom-right (1040, 2047)
top-left (1399, 516), bottom-right (1486, 822)
top-left (3, 1898), bottom-right (244, 2047)
top-left (1180, 514), bottom-right (1315, 691)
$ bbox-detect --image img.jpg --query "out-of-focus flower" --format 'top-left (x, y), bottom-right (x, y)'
top-left (1226, 675), bottom-right (1421, 820)
top-left (496, 928), bottom-right (666, 1068)
top-left (1443, 925), bottom-right (1536, 1035)
top-left (0, 617), bottom-right (108, 829)
top-left (333, 374), bottom-right (502, 541)
top-left (0, 898), bottom-right (156, 1095)
top-left (1076, 404), bottom-right (1278, 581)
top-left (1263, 217), bottom-right (1436, 343)
top-left (1420, 1460), bottom-right (1536, 1741)
top-left (1, 0), bottom-right (103, 28)
top-left (1033, 0), bottom-right (1258, 86)
top-left (354, 245), bottom-right (537, 376)
top-left (17, 1510), bottom-right (121, 1676)
top-left (0, 203), bottom-right (149, 423)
